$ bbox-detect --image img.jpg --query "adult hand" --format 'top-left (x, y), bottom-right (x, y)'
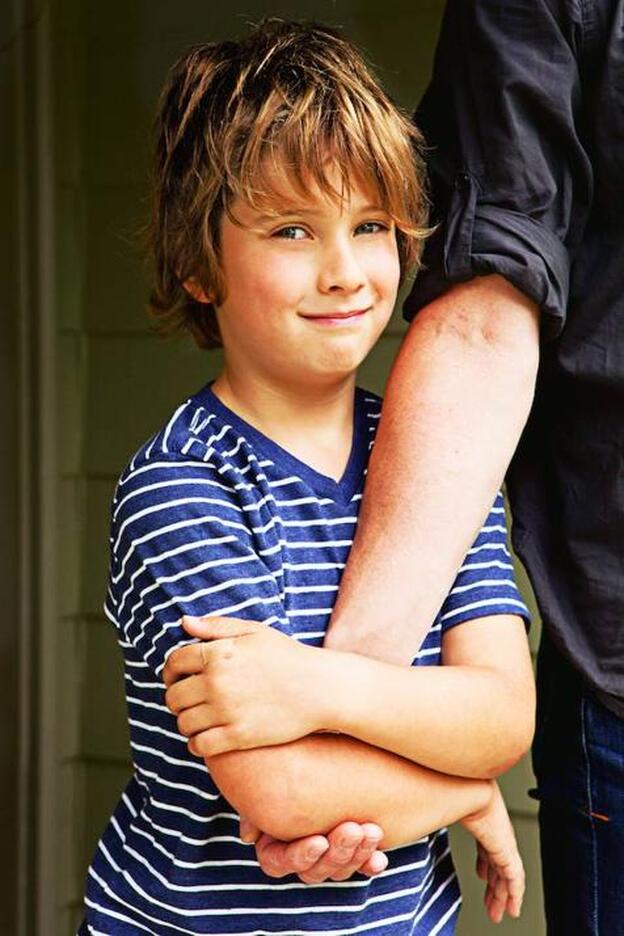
top-left (163, 615), bottom-right (328, 756)
top-left (240, 816), bottom-right (388, 884)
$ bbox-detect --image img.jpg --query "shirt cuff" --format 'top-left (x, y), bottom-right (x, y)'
top-left (404, 174), bottom-right (570, 341)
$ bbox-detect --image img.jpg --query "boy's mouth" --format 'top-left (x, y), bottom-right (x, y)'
top-left (299, 307), bottom-right (369, 323)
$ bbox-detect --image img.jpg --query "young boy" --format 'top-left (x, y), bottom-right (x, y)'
top-left (82, 19), bottom-right (535, 935)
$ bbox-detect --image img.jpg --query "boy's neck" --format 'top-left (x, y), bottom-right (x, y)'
top-left (211, 370), bottom-right (357, 482)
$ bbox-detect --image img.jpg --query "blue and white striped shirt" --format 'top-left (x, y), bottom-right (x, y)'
top-left (84, 384), bottom-right (528, 935)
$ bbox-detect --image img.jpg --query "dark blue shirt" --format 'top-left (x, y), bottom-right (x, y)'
top-left (406, 0), bottom-right (624, 714)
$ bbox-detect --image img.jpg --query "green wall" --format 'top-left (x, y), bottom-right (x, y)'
top-left (52, 1), bottom-right (545, 933)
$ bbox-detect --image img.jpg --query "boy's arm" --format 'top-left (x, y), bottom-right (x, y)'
top-left (165, 611), bottom-right (535, 779)
top-left (322, 614), bottom-right (535, 778)
top-left (208, 731), bottom-right (490, 847)
top-left (207, 733), bottom-right (525, 922)
top-left (167, 483), bottom-right (534, 780)
top-left (324, 274), bottom-right (539, 665)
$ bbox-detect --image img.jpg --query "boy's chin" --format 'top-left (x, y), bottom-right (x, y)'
top-left (290, 357), bottom-right (360, 387)
top-left (303, 362), bottom-right (368, 390)
top-left (310, 339), bottom-right (381, 376)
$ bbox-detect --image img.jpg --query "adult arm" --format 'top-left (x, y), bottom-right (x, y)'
top-left (325, 275), bottom-right (539, 663)
top-left (325, 0), bottom-right (593, 664)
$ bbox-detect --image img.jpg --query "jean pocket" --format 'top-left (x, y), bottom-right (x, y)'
top-left (581, 692), bottom-right (624, 822)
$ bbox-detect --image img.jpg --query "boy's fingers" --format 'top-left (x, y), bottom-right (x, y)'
top-left (489, 870), bottom-right (513, 923)
top-left (253, 823), bottom-right (387, 886)
top-left (297, 822), bottom-right (365, 884)
top-left (188, 725), bottom-right (237, 758)
top-left (254, 835), bottom-right (288, 878)
top-left (324, 821), bottom-right (365, 865)
top-left (176, 702), bottom-right (218, 738)
top-left (285, 837), bottom-right (332, 874)
top-left (352, 837), bottom-right (383, 865)
top-left (357, 823), bottom-right (384, 843)
top-left (181, 614), bottom-right (263, 640)
top-left (163, 616), bottom-right (268, 687)
top-left (358, 850), bottom-right (389, 877)
top-left (332, 823), bottom-right (385, 879)
top-left (165, 674), bottom-right (209, 714)
top-left (484, 884), bottom-right (505, 924)
top-left (239, 815), bottom-right (260, 844)
top-left (507, 890), bottom-right (524, 919)
top-left (325, 846), bottom-right (387, 882)
top-left (163, 643), bottom-right (206, 687)
top-left (479, 845), bottom-right (524, 922)
top-left (256, 834), bottom-right (329, 878)
top-left (505, 860), bottom-right (525, 918)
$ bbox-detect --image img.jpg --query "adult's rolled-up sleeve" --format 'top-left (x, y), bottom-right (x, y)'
top-left (405, 0), bottom-right (593, 338)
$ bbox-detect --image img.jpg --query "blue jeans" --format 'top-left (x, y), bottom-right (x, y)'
top-left (532, 631), bottom-right (624, 935)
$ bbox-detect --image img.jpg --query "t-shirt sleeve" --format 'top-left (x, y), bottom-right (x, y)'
top-left (405, 0), bottom-right (592, 340)
top-left (103, 453), bottom-right (287, 678)
top-left (438, 490), bottom-right (529, 632)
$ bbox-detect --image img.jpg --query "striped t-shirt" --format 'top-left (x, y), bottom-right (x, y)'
top-left (84, 383), bottom-right (528, 935)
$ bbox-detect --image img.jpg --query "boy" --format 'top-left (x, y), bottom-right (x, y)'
top-left (82, 19), bottom-right (534, 935)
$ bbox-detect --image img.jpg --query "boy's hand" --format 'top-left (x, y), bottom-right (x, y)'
top-left (240, 816), bottom-right (388, 883)
top-left (460, 781), bottom-right (525, 923)
top-left (163, 615), bottom-right (329, 756)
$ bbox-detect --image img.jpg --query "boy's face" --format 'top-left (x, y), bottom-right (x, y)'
top-left (213, 168), bottom-right (400, 391)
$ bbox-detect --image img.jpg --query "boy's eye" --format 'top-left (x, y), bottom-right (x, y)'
top-left (273, 225), bottom-right (309, 240)
top-left (355, 220), bottom-right (390, 235)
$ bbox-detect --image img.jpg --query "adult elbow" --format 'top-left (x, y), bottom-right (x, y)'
top-left (423, 275), bottom-right (541, 377)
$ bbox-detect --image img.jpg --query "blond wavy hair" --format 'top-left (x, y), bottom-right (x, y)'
top-left (149, 18), bottom-right (429, 349)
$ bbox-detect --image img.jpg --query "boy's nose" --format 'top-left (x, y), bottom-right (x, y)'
top-left (317, 241), bottom-right (366, 294)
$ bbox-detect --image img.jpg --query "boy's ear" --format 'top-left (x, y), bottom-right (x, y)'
top-left (182, 277), bottom-right (212, 304)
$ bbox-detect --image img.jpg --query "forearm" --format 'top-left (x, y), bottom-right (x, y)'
top-left (208, 733), bottom-right (492, 848)
top-left (325, 275), bottom-right (539, 664)
top-left (170, 614), bottom-right (534, 778)
top-left (312, 628), bottom-right (534, 777)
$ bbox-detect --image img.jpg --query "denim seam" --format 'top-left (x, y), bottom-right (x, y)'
top-left (581, 696), bottom-right (599, 935)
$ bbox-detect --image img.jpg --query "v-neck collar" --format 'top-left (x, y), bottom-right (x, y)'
top-left (197, 383), bottom-right (369, 504)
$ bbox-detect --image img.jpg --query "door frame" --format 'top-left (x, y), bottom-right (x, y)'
top-left (4, 0), bottom-right (59, 932)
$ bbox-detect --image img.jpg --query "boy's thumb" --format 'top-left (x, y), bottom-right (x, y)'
top-left (180, 614), bottom-right (210, 637)
top-left (180, 614), bottom-right (225, 639)
top-left (181, 614), bottom-right (260, 640)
